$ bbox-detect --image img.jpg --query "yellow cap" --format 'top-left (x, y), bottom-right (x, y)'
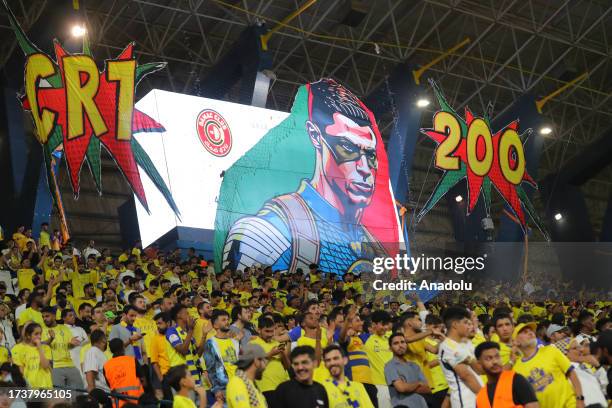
top-left (512, 322), bottom-right (537, 340)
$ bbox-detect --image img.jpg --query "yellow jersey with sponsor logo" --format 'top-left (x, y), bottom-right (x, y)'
top-left (42, 324), bottom-right (75, 368)
top-left (513, 345), bottom-right (575, 408)
top-left (226, 375), bottom-right (267, 408)
top-left (13, 343), bottom-right (52, 388)
top-left (363, 333), bottom-right (392, 385)
top-left (250, 337), bottom-right (289, 392)
top-left (323, 378), bottom-right (374, 408)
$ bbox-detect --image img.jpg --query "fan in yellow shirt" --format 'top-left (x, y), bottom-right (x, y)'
top-left (249, 317), bottom-right (289, 394)
top-left (150, 312), bottom-right (172, 398)
top-left (17, 258), bottom-right (38, 292)
top-left (491, 313), bottom-right (514, 367)
top-left (164, 368), bottom-right (191, 407)
top-left (71, 256), bottom-right (99, 298)
top-left (41, 254), bottom-right (68, 286)
top-left (363, 311), bottom-right (393, 386)
top-left (132, 295), bottom-right (158, 358)
top-left (72, 283), bottom-right (98, 318)
top-left (143, 280), bottom-right (162, 305)
top-left (39, 223), bottom-right (51, 248)
top-left (512, 323), bottom-right (584, 408)
top-left (226, 343), bottom-right (268, 408)
top-left (13, 322), bottom-right (53, 388)
top-left (41, 307), bottom-right (84, 388)
top-left (424, 316), bottom-right (449, 398)
top-left (322, 344), bottom-right (374, 408)
top-left (17, 291), bottom-right (45, 329)
top-left (343, 274), bottom-right (364, 295)
top-left (398, 311), bottom-right (441, 387)
top-left (287, 312), bottom-right (330, 383)
top-left (166, 364), bottom-right (223, 408)
top-left (12, 227), bottom-right (27, 251)
top-left (193, 302), bottom-right (214, 347)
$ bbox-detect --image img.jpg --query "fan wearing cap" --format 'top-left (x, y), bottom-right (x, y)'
top-left (226, 343), bottom-right (268, 408)
top-left (511, 322), bottom-right (585, 408)
top-left (545, 324), bottom-right (569, 344)
top-left (565, 335), bottom-right (607, 408)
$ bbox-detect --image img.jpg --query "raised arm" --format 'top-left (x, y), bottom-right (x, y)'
top-left (339, 307), bottom-right (355, 344)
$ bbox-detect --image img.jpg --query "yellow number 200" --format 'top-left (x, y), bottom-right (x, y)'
top-left (433, 111), bottom-right (461, 171)
top-left (432, 113), bottom-right (525, 185)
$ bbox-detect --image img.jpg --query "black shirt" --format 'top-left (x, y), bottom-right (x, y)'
top-left (486, 373), bottom-right (538, 405)
top-left (76, 318), bottom-right (93, 334)
top-left (271, 379), bottom-right (328, 408)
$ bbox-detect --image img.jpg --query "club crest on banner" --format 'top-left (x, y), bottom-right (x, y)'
top-left (196, 109), bottom-right (232, 157)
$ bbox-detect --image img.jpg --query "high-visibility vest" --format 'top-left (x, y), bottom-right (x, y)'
top-left (103, 355), bottom-right (144, 408)
top-left (476, 371), bottom-right (523, 408)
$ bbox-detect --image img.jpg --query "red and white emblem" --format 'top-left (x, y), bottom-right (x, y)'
top-left (196, 109), bottom-right (232, 157)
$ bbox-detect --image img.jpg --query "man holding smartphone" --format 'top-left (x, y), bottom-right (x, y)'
top-left (249, 316), bottom-right (290, 406)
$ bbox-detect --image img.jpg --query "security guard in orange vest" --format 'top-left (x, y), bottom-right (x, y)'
top-left (104, 338), bottom-right (145, 408)
top-left (475, 341), bottom-right (539, 408)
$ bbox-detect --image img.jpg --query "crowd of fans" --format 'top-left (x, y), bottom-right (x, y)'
top-left (0, 223), bottom-right (610, 408)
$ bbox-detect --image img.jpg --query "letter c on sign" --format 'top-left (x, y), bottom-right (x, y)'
top-left (25, 53), bottom-right (56, 143)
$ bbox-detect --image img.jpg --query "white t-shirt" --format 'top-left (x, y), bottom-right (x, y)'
top-left (117, 270), bottom-right (135, 285)
top-left (83, 247), bottom-right (101, 260)
top-left (0, 270), bottom-right (15, 294)
top-left (83, 346), bottom-right (110, 392)
top-left (439, 337), bottom-right (483, 408)
top-left (571, 362), bottom-right (607, 407)
top-left (14, 303), bottom-right (26, 320)
top-left (67, 324), bottom-right (88, 369)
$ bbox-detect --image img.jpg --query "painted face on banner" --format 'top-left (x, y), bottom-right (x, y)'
top-left (310, 80), bottom-right (378, 208)
top-left (321, 112), bottom-right (377, 207)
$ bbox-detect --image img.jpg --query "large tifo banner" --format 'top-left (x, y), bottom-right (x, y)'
top-left (135, 79), bottom-right (401, 275)
top-left (214, 79), bottom-right (400, 274)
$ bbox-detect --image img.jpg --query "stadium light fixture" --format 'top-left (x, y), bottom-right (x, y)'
top-left (416, 98), bottom-right (430, 108)
top-left (539, 126), bottom-right (553, 135)
top-left (71, 25), bottom-right (86, 37)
